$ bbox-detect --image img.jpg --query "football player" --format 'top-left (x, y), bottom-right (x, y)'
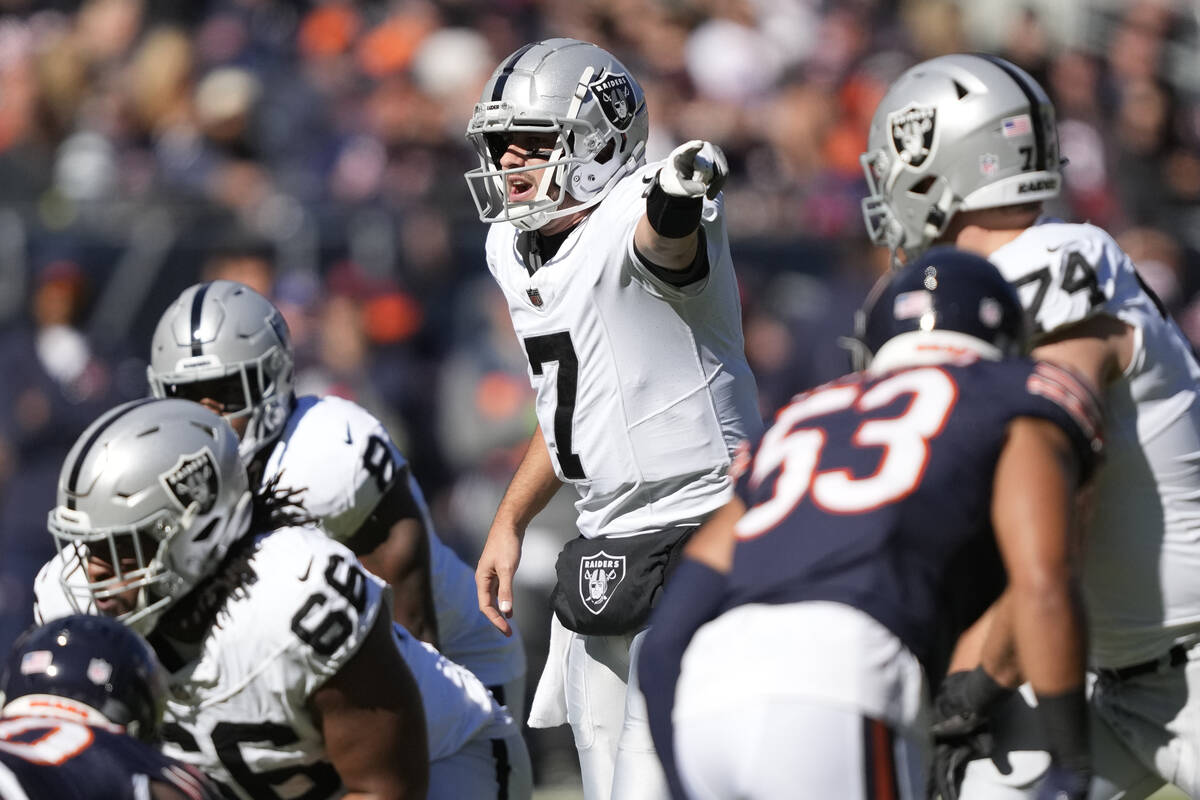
top-left (0, 613), bottom-right (223, 800)
top-left (466, 37), bottom-right (762, 800)
top-left (861, 54), bottom-right (1200, 799)
top-left (142, 278), bottom-right (529, 729)
top-left (639, 248), bottom-right (1103, 800)
top-left (40, 398), bottom-right (431, 799)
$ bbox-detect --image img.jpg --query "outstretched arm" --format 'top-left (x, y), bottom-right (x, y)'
top-left (633, 140), bottom-right (728, 272)
top-left (476, 424), bottom-right (562, 636)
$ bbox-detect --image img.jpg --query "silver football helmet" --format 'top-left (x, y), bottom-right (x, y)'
top-left (147, 280), bottom-right (294, 463)
top-left (464, 38), bottom-right (649, 231)
top-left (861, 54), bottom-right (1065, 261)
top-left (47, 398), bottom-right (253, 634)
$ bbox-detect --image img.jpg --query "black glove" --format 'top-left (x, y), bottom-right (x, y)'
top-left (928, 668), bottom-right (1013, 800)
top-left (929, 710), bottom-right (993, 800)
top-left (1035, 763), bottom-right (1091, 800)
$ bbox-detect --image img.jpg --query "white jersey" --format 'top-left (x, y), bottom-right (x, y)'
top-left (156, 527), bottom-right (386, 798)
top-left (262, 394), bottom-right (525, 688)
top-left (485, 164), bottom-right (762, 538)
top-left (990, 221), bottom-right (1200, 667)
top-left (33, 527), bottom-right (511, 797)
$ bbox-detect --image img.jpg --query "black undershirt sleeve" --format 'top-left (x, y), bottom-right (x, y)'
top-left (632, 227), bottom-right (710, 287)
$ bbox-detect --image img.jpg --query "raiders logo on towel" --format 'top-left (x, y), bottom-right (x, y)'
top-left (888, 104), bottom-right (937, 167)
top-left (579, 551), bottom-right (626, 615)
top-left (162, 449), bottom-right (219, 514)
top-left (589, 71), bottom-right (636, 131)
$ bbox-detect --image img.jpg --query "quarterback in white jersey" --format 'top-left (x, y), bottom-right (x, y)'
top-left (468, 38), bottom-right (761, 800)
top-left (142, 279), bottom-right (527, 725)
top-left (862, 53), bottom-right (1200, 799)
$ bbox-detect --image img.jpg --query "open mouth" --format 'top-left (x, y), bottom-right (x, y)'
top-left (95, 595), bottom-right (131, 617)
top-left (507, 174), bottom-right (537, 202)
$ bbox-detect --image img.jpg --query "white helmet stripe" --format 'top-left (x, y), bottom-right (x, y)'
top-left (189, 282), bottom-right (212, 357)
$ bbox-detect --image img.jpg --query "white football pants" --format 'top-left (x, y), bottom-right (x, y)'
top-left (565, 628), bottom-right (669, 800)
top-left (676, 697), bottom-right (926, 800)
top-left (673, 602), bottom-right (929, 800)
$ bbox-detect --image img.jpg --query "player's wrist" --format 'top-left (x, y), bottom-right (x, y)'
top-left (645, 173), bottom-right (702, 238)
top-left (961, 665), bottom-right (1011, 710)
top-left (1035, 685), bottom-right (1090, 774)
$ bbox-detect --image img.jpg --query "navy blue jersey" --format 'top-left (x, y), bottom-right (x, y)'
top-left (726, 359), bottom-right (1102, 672)
top-left (0, 715), bottom-right (223, 800)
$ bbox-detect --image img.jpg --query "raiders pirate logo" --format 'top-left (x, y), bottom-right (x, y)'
top-left (888, 104), bottom-right (937, 167)
top-left (589, 72), bottom-right (636, 131)
top-left (161, 449), bottom-right (219, 514)
top-left (579, 551), bottom-right (626, 615)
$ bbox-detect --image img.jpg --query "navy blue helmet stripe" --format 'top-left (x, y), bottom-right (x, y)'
top-left (976, 54), bottom-right (1046, 172)
top-left (491, 43), bottom-right (535, 102)
top-left (65, 398), bottom-right (157, 509)
top-left (189, 282), bottom-right (211, 357)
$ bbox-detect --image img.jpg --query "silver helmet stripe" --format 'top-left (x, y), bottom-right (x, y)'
top-left (189, 282), bottom-right (211, 357)
top-left (975, 54), bottom-right (1046, 172)
top-left (65, 398), bottom-right (157, 509)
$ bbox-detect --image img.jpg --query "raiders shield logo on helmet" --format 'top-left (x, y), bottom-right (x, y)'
top-left (589, 72), bottom-right (636, 131)
top-left (579, 551), bottom-right (626, 615)
top-left (161, 449), bottom-right (219, 514)
top-left (888, 104), bottom-right (937, 167)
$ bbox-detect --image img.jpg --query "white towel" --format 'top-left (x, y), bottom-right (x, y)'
top-left (527, 614), bottom-right (573, 728)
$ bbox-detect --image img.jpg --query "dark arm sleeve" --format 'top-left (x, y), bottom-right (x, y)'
top-left (638, 557), bottom-right (729, 799)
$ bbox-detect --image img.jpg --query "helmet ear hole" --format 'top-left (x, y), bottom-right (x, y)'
top-left (594, 138), bottom-right (616, 165)
top-left (909, 176), bottom-right (937, 195)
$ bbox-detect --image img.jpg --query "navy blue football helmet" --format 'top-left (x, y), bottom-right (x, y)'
top-left (0, 614), bottom-right (167, 741)
top-left (853, 246), bottom-right (1028, 371)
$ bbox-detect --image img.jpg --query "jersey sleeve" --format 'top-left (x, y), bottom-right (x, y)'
top-left (267, 396), bottom-right (409, 543)
top-left (624, 172), bottom-right (728, 301)
top-left (260, 530), bottom-right (389, 698)
top-left (992, 223), bottom-right (1143, 336)
top-left (1022, 360), bottom-right (1106, 480)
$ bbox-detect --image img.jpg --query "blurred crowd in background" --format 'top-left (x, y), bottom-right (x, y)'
top-left (0, 0), bottom-right (1197, 788)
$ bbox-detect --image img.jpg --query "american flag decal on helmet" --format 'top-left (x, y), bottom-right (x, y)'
top-left (527, 288), bottom-right (544, 307)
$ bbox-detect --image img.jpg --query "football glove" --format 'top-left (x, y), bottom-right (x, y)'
top-left (659, 139), bottom-right (728, 200)
top-left (928, 668), bottom-right (1013, 800)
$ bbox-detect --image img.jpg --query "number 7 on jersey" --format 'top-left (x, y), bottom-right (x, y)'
top-left (524, 332), bottom-right (587, 480)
